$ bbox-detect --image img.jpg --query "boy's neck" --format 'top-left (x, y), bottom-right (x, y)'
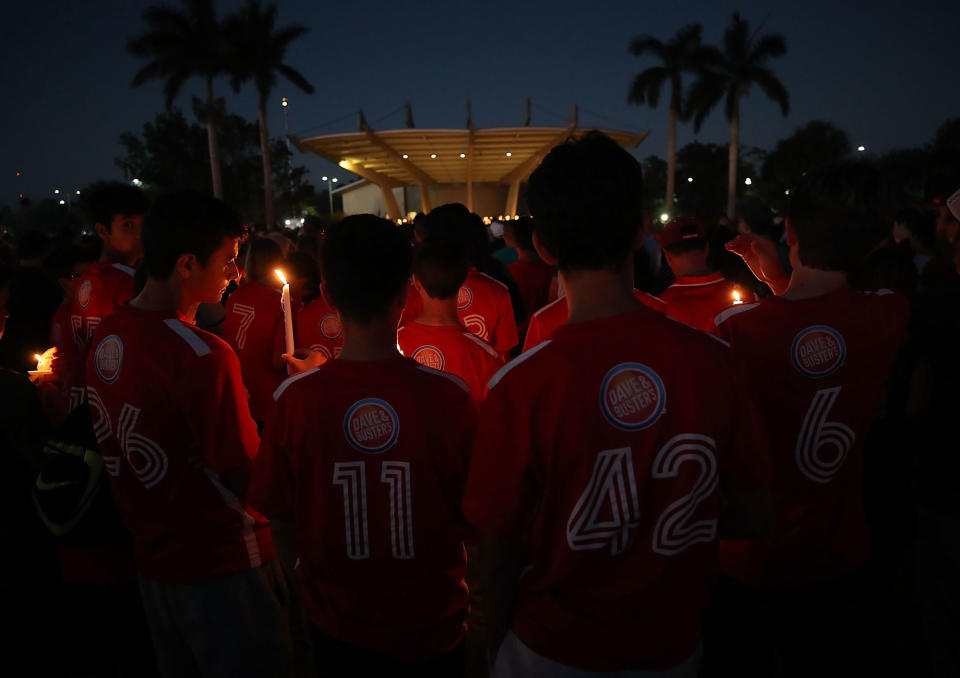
top-left (339, 316), bottom-right (405, 361)
top-left (100, 250), bottom-right (137, 267)
top-left (415, 294), bottom-right (461, 327)
top-left (782, 264), bottom-right (848, 300)
top-left (129, 278), bottom-right (198, 321)
top-left (516, 249), bottom-right (538, 263)
top-left (562, 263), bottom-right (642, 325)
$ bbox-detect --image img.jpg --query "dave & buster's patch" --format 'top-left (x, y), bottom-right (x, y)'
top-left (319, 313), bottom-right (342, 340)
top-left (94, 334), bottom-right (124, 383)
top-left (412, 345), bottom-right (444, 370)
top-left (791, 325), bottom-right (846, 378)
top-left (77, 280), bottom-right (93, 309)
top-left (457, 285), bottom-right (473, 310)
top-left (599, 362), bottom-right (666, 431)
top-left (343, 398), bottom-right (400, 453)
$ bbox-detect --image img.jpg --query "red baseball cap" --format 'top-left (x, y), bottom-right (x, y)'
top-left (655, 216), bottom-right (707, 248)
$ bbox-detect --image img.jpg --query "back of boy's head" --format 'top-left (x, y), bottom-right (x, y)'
top-left (286, 250), bottom-right (320, 291)
top-left (505, 217), bottom-right (535, 252)
top-left (82, 181), bottom-right (148, 231)
top-left (788, 163), bottom-right (891, 272)
top-left (527, 131), bottom-right (643, 271)
top-left (320, 215), bottom-right (411, 323)
top-left (413, 238), bottom-right (468, 300)
top-left (420, 203), bottom-right (487, 265)
top-left (142, 190), bottom-right (244, 280)
top-left (247, 236), bottom-right (284, 282)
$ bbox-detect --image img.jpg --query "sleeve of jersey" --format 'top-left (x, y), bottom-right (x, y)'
top-left (522, 315), bottom-right (544, 352)
top-left (188, 346), bottom-right (261, 474)
top-left (493, 291), bottom-right (519, 353)
top-left (462, 378), bottom-right (531, 538)
top-left (249, 393), bottom-right (296, 520)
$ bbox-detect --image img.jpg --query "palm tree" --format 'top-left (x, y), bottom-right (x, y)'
top-left (628, 24), bottom-right (711, 216)
top-left (129, 0), bottom-right (229, 198)
top-left (226, 1), bottom-right (314, 229)
top-left (687, 13), bottom-right (789, 218)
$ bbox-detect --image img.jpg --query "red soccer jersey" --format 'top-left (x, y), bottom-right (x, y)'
top-left (402, 270), bottom-right (519, 355)
top-left (59, 262), bottom-right (136, 409)
top-left (297, 293), bottom-right (343, 360)
top-left (397, 321), bottom-right (503, 402)
top-left (661, 272), bottom-right (757, 334)
top-left (508, 259), bottom-right (555, 331)
top-left (224, 281), bottom-right (288, 422)
top-left (463, 308), bottom-right (767, 671)
top-left (250, 358), bottom-right (475, 661)
top-left (522, 289), bottom-right (667, 351)
top-left (715, 286), bottom-right (909, 588)
top-left (85, 306), bottom-right (274, 583)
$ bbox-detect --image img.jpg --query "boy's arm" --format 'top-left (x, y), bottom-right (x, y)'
top-left (726, 234), bottom-right (790, 295)
top-left (479, 534), bottom-right (525, 656)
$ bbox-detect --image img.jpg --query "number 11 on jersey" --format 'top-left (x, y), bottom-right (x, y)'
top-left (333, 461), bottom-right (415, 560)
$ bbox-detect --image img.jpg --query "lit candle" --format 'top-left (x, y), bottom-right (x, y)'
top-left (29, 347), bottom-right (56, 379)
top-left (732, 290), bottom-right (743, 305)
top-left (275, 269), bottom-right (296, 370)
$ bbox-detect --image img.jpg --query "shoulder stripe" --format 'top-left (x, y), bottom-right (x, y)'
top-left (473, 270), bottom-right (509, 292)
top-left (273, 367), bottom-right (320, 401)
top-left (874, 288), bottom-right (895, 296)
top-left (488, 339), bottom-right (551, 390)
top-left (531, 296), bottom-right (565, 320)
top-left (112, 263), bottom-right (136, 276)
top-left (714, 302), bottom-right (761, 327)
top-left (669, 277), bottom-right (725, 289)
top-left (414, 364), bottom-right (470, 394)
top-left (163, 319), bottom-right (211, 357)
top-left (706, 333), bottom-right (731, 347)
top-left (462, 332), bottom-right (500, 358)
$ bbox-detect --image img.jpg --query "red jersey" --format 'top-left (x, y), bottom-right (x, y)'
top-left (297, 293), bottom-right (343, 360)
top-left (463, 309), bottom-right (767, 671)
top-left (715, 286), bottom-right (908, 588)
top-left (508, 259), bottom-right (555, 330)
top-left (250, 358), bottom-right (475, 660)
top-left (85, 306), bottom-right (274, 583)
top-left (59, 261), bottom-right (136, 410)
top-left (523, 289), bottom-right (667, 351)
top-left (224, 282), bottom-right (288, 422)
top-left (397, 321), bottom-right (503, 402)
top-left (661, 272), bottom-right (757, 334)
top-left (402, 270), bottom-right (519, 354)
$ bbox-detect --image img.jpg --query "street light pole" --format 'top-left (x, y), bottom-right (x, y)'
top-left (321, 176), bottom-right (338, 215)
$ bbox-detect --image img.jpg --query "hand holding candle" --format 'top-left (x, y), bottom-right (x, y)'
top-left (29, 347), bottom-right (57, 383)
top-left (275, 269), bottom-right (296, 373)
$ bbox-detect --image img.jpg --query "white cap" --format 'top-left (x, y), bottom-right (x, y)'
top-left (488, 221), bottom-right (505, 239)
top-left (947, 188), bottom-right (960, 222)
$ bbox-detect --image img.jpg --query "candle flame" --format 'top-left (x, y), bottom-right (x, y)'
top-left (35, 347), bottom-right (57, 372)
top-left (274, 269), bottom-right (288, 286)
top-left (732, 290), bottom-right (742, 304)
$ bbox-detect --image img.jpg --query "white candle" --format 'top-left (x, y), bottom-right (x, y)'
top-left (275, 269), bottom-right (296, 364)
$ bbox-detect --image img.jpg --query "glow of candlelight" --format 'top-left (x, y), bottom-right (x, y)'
top-left (275, 269), bottom-right (288, 286)
top-left (732, 290), bottom-right (743, 305)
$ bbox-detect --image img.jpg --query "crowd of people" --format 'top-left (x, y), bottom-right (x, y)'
top-left (1, 130), bottom-right (959, 677)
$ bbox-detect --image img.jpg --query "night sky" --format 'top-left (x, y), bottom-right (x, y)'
top-left (2, 0), bottom-right (958, 207)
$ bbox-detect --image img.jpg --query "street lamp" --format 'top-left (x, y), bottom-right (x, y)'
top-left (321, 176), bottom-right (339, 215)
top-left (857, 145), bottom-right (865, 152)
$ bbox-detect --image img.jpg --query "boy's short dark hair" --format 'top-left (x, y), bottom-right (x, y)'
top-left (81, 181), bottom-right (148, 231)
top-left (420, 203), bottom-right (488, 266)
top-left (142, 191), bottom-right (244, 279)
top-left (788, 163), bottom-right (891, 272)
top-left (247, 236), bottom-right (284, 282)
top-left (527, 131), bottom-right (644, 272)
top-left (413, 238), bottom-right (468, 300)
top-left (286, 250), bottom-right (321, 294)
top-left (320, 215), bottom-right (411, 323)
top-left (504, 217), bottom-right (535, 251)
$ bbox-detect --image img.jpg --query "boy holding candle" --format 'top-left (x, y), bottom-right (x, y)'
top-left (704, 164), bottom-right (910, 677)
top-left (462, 132), bottom-right (772, 676)
top-left (86, 190), bottom-right (293, 677)
top-left (224, 236), bottom-right (292, 427)
top-left (398, 237), bottom-right (503, 403)
top-left (251, 214), bottom-right (476, 675)
top-left (657, 216), bottom-right (756, 334)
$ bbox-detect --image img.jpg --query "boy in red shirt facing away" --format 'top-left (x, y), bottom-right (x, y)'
top-left (224, 236), bottom-right (290, 426)
top-left (704, 164), bottom-right (910, 678)
top-left (463, 132), bottom-right (772, 677)
top-left (398, 237), bottom-right (503, 403)
top-left (86, 191), bottom-right (292, 677)
top-left (59, 181), bottom-right (147, 412)
top-left (503, 217), bottom-right (555, 334)
top-left (296, 261), bottom-right (344, 360)
top-left (657, 216), bottom-right (756, 334)
top-left (251, 215), bottom-right (476, 676)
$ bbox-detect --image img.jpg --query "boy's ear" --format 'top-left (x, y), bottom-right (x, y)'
top-left (411, 274), bottom-right (422, 293)
top-left (174, 253), bottom-right (198, 278)
top-left (320, 282), bottom-right (336, 311)
top-left (532, 232), bottom-right (558, 266)
top-left (94, 222), bottom-right (110, 240)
